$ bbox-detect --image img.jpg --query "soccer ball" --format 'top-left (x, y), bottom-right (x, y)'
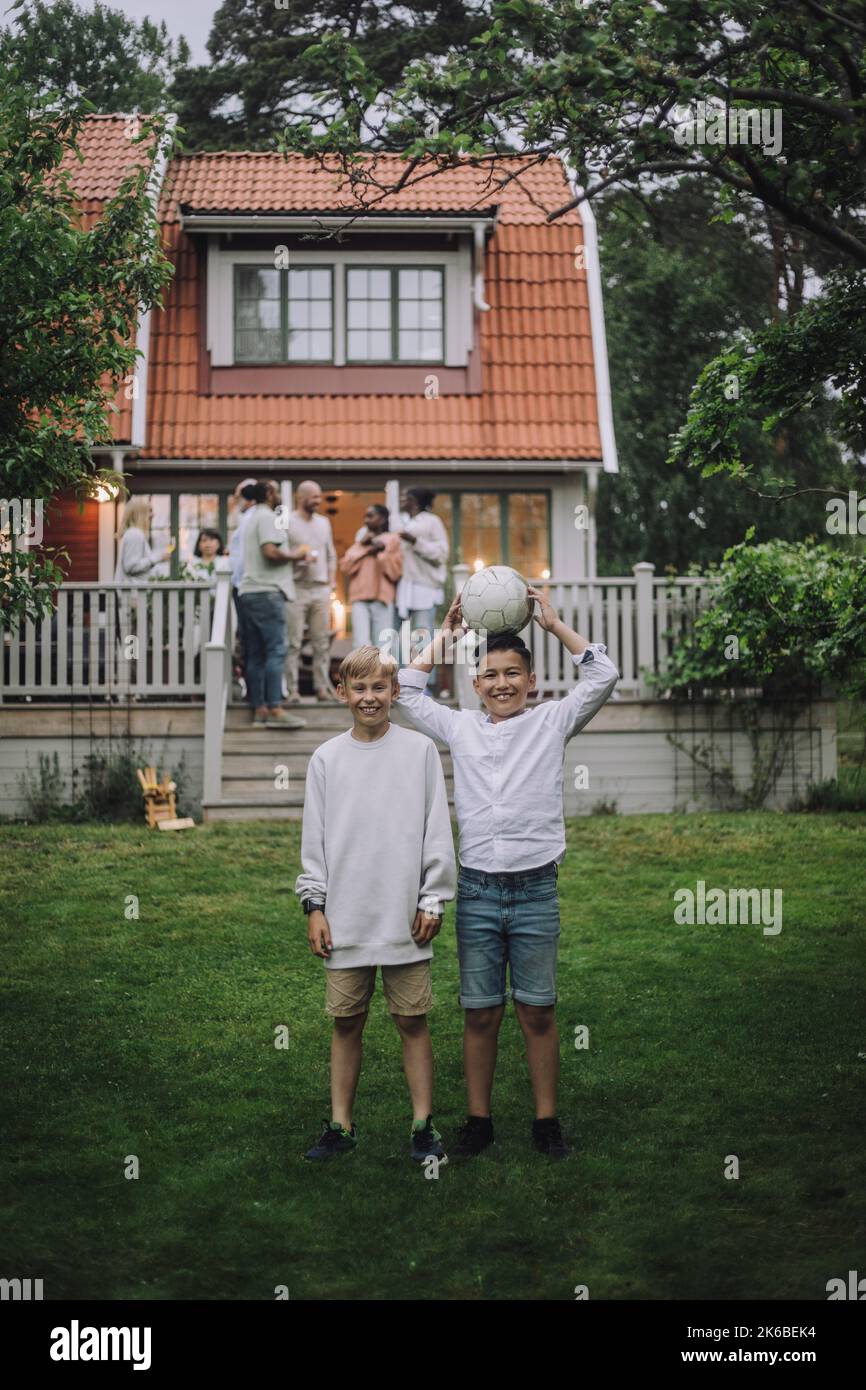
top-left (460, 565), bottom-right (532, 635)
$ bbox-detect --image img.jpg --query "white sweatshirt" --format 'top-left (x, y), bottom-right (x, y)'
top-left (295, 722), bottom-right (456, 968)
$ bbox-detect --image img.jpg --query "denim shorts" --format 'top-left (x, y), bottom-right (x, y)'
top-left (455, 861), bottom-right (561, 1008)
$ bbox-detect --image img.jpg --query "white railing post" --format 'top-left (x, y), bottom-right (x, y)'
top-left (633, 562), bottom-right (655, 697)
top-left (203, 560), bottom-right (232, 805)
top-left (451, 563), bottom-right (477, 710)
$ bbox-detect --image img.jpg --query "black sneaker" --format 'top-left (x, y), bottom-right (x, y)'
top-left (453, 1114), bottom-right (495, 1157)
top-left (304, 1119), bottom-right (357, 1160)
top-left (410, 1115), bottom-right (448, 1166)
top-left (532, 1116), bottom-right (570, 1159)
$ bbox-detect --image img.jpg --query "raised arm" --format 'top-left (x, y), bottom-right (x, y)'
top-left (396, 593), bottom-right (465, 746)
top-left (527, 586), bottom-right (619, 738)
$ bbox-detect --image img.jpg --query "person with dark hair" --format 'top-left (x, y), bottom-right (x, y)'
top-left (237, 481), bottom-right (309, 728)
top-left (339, 503), bottom-right (403, 654)
top-left (226, 478), bottom-right (259, 681)
top-left (397, 587), bottom-right (619, 1160)
top-left (396, 487), bottom-right (449, 687)
top-left (188, 528), bottom-right (224, 587)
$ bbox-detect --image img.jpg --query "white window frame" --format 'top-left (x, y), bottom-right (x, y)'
top-left (207, 241), bottom-right (473, 368)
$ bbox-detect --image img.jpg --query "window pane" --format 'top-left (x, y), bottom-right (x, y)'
top-left (459, 493), bottom-right (501, 569)
top-left (400, 300), bottom-right (421, 329)
top-left (348, 328), bottom-right (390, 360)
top-left (235, 264), bottom-right (281, 362)
top-left (286, 266), bottom-right (332, 360)
top-left (432, 495), bottom-right (453, 560)
top-left (235, 330), bottom-right (281, 361)
top-left (310, 269), bottom-right (331, 298)
top-left (347, 300), bottom-right (368, 330)
top-left (508, 493), bottom-right (550, 578)
top-left (310, 299), bottom-right (330, 329)
top-left (368, 269), bottom-right (390, 298)
top-left (237, 267), bottom-right (278, 300)
top-left (396, 267), bottom-right (443, 362)
top-left (309, 330), bottom-right (332, 360)
top-left (399, 268), bottom-right (419, 298)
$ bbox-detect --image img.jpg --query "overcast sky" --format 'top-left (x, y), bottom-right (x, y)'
top-left (87, 0), bottom-right (216, 65)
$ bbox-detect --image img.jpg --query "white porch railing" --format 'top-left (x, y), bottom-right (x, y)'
top-left (451, 563), bottom-right (716, 705)
top-left (0, 581), bottom-right (213, 700)
top-left (1, 562), bottom-right (715, 707)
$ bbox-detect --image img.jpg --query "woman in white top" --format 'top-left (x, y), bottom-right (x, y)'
top-left (113, 498), bottom-right (173, 583)
top-left (396, 487), bottom-right (450, 690)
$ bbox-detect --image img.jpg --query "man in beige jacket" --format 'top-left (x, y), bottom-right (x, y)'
top-left (339, 504), bottom-right (403, 654)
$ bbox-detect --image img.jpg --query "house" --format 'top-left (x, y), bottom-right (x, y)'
top-left (39, 114), bottom-right (616, 591)
top-left (0, 116), bottom-right (837, 820)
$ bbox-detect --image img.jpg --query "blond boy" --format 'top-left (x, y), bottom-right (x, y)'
top-left (295, 645), bottom-right (456, 1162)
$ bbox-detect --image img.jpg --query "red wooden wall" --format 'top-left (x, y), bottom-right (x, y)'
top-left (38, 495), bottom-right (101, 581)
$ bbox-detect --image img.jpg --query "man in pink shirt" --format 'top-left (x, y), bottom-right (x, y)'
top-left (340, 504), bottom-right (403, 655)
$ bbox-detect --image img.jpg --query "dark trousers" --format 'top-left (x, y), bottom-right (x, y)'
top-left (237, 590), bottom-right (288, 709)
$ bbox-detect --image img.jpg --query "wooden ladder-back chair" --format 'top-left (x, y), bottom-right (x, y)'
top-left (136, 767), bottom-right (193, 830)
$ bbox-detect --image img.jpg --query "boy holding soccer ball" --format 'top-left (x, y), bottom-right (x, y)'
top-left (397, 586), bottom-right (618, 1158)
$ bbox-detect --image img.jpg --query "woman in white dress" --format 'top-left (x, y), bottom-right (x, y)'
top-left (396, 487), bottom-right (449, 686)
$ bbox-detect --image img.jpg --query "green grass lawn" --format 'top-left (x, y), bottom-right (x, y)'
top-left (1, 814), bottom-right (864, 1301)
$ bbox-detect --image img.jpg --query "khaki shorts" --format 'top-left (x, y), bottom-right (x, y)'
top-left (325, 961), bottom-right (433, 1018)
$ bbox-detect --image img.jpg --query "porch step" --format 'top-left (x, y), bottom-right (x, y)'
top-left (225, 702), bottom-right (353, 732)
top-left (203, 699), bottom-right (457, 822)
top-left (202, 797), bottom-right (306, 822)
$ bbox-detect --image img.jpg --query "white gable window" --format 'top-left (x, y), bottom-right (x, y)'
top-left (346, 266), bottom-right (444, 363)
top-left (209, 243), bottom-right (472, 368)
top-left (234, 266), bottom-right (334, 363)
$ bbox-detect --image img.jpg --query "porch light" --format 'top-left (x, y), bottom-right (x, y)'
top-left (331, 597), bottom-right (345, 637)
top-left (93, 482), bottom-right (119, 504)
top-left (541, 568), bottom-right (551, 580)
top-left (473, 558), bottom-right (485, 573)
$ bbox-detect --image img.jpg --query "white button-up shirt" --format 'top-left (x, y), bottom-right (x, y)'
top-left (397, 644), bottom-right (619, 871)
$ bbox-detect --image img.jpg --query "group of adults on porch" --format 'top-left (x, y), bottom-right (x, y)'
top-left (114, 481), bottom-right (449, 728)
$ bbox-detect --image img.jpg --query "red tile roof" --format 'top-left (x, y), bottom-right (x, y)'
top-left (60, 115), bottom-right (165, 446)
top-left (66, 121), bottom-right (603, 462)
top-left (160, 150), bottom-right (575, 226)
